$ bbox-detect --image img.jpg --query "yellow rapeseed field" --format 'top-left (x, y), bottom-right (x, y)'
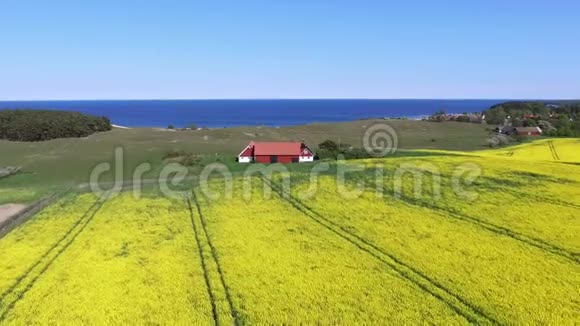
top-left (0, 137), bottom-right (578, 324)
top-left (286, 176), bottom-right (578, 324)
top-left (363, 155), bottom-right (580, 253)
top-left (0, 193), bottom-right (213, 324)
top-left (0, 193), bottom-right (97, 293)
top-left (194, 180), bottom-right (468, 324)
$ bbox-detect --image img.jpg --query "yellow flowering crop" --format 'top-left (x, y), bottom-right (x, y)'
top-left (0, 138), bottom-right (578, 324)
top-left (0, 193), bottom-right (213, 324)
top-left (0, 193), bottom-right (97, 294)
top-left (367, 155), bottom-right (580, 253)
top-left (479, 138), bottom-right (580, 163)
top-left (194, 179), bottom-right (468, 324)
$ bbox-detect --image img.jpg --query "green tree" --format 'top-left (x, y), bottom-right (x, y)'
top-left (523, 119), bottom-right (538, 127)
top-left (456, 115), bottom-right (471, 123)
top-left (318, 140), bottom-right (339, 152)
top-left (512, 118), bottom-right (524, 127)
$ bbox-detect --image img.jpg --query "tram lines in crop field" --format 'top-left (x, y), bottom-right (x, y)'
top-left (192, 179), bottom-right (472, 323)
top-left (0, 140), bottom-right (578, 324)
top-left (186, 191), bottom-right (240, 325)
top-left (372, 187), bottom-right (578, 263)
top-left (0, 194), bottom-right (106, 322)
top-left (260, 175), bottom-right (496, 324)
top-left (0, 183), bottom-right (578, 324)
top-left (548, 140), bottom-right (561, 161)
top-left (0, 193), bottom-right (218, 324)
top-left (265, 171), bottom-right (579, 323)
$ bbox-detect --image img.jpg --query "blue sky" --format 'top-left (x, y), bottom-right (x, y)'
top-left (0, 1), bottom-right (579, 100)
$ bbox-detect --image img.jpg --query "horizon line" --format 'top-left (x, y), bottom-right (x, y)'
top-left (1, 97), bottom-right (578, 102)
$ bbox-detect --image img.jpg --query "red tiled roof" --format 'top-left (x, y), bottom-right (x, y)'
top-left (253, 142), bottom-right (303, 156)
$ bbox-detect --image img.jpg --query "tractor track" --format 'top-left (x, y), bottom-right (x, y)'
top-left (185, 197), bottom-right (219, 325)
top-left (260, 176), bottom-right (499, 325)
top-left (387, 193), bottom-right (579, 264)
top-left (190, 189), bottom-right (241, 326)
top-left (0, 195), bottom-right (108, 322)
top-left (308, 181), bottom-right (579, 263)
top-left (499, 188), bottom-right (580, 210)
top-left (548, 141), bottom-right (561, 161)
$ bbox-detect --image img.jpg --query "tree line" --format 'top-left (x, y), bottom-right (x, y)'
top-left (0, 109), bottom-right (112, 142)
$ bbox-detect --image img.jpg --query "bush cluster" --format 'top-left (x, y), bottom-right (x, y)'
top-left (316, 140), bottom-right (374, 160)
top-left (0, 109), bottom-right (111, 142)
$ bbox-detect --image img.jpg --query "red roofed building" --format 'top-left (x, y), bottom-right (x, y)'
top-left (238, 141), bottom-right (314, 163)
top-left (515, 126), bottom-right (542, 136)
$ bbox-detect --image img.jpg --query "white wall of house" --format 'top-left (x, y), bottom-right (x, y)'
top-left (299, 156), bottom-right (314, 163)
top-left (238, 156), bottom-right (252, 163)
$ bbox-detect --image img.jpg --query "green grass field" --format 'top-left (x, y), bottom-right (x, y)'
top-left (0, 137), bottom-right (578, 324)
top-left (0, 120), bottom-right (491, 203)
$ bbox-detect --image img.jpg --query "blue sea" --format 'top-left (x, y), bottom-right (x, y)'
top-left (0, 99), bottom-right (505, 128)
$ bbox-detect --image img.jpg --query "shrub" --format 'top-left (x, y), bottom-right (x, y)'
top-left (513, 134), bottom-right (526, 143)
top-left (318, 140), bottom-right (339, 152)
top-left (316, 145), bottom-right (374, 160)
top-left (455, 115), bottom-right (471, 123)
top-left (523, 119), bottom-right (538, 127)
top-left (486, 134), bottom-right (512, 148)
top-left (0, 109), bottom-right (111, 142)
top-left (161, 150), bottom-right (202, 166)
top-left (179, 154), bottom-right (202, 166)
top-left (162, 149), bottom-right (187, 160)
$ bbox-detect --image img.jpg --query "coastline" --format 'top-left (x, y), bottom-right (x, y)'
top-left (0, 99), bottom-right (504, 128)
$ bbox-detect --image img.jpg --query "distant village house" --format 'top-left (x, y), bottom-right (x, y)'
top-left (515, 127), bottom-right (542, 136)
top-left (495, 126), bottom-right (542, 136)
top-left (495, 126), bottom-right (517, 135)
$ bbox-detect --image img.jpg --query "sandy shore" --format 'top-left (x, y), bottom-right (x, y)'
top-left (112, 124), bottom-right (131, 129)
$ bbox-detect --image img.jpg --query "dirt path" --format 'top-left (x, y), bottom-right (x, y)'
top-left (0, 204), bottom-right (28, 225)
